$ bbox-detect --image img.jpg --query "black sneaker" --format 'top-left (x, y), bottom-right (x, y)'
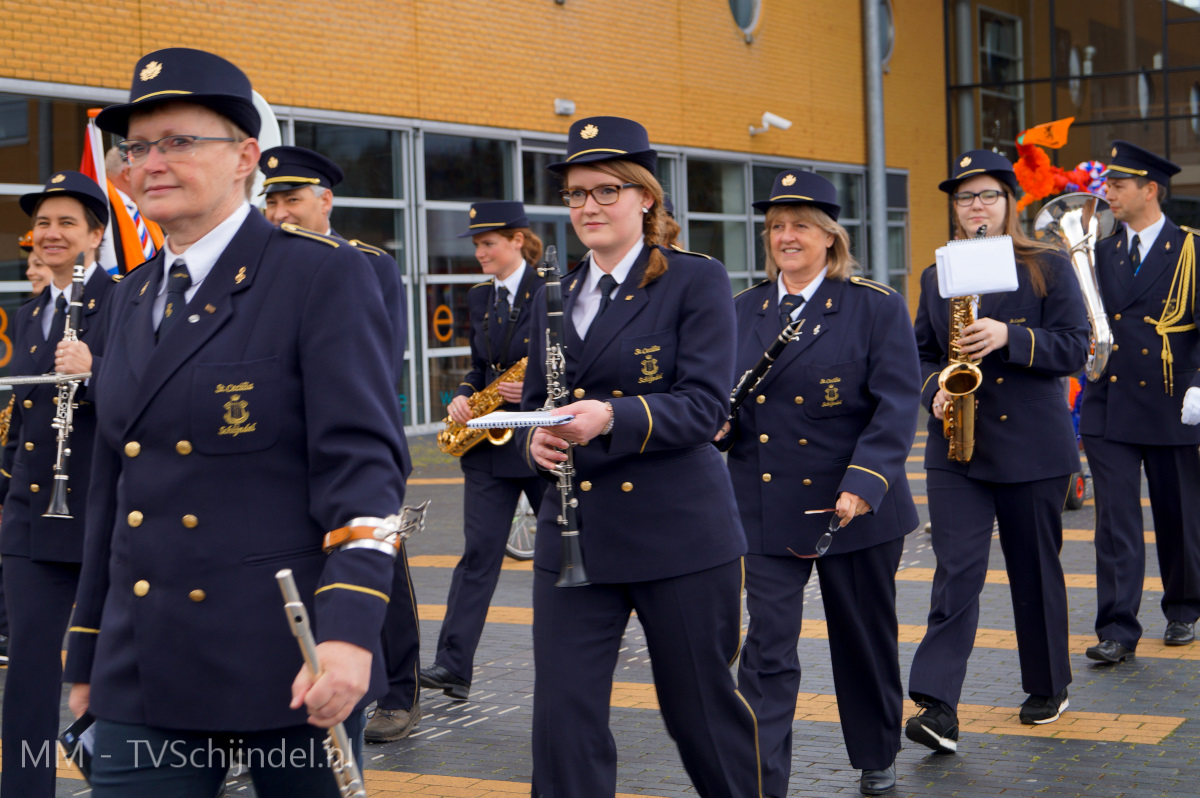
top-left (1019, 688), bottom-right (1068, 725)
top-left (905, 699), bottom-right (958, 754)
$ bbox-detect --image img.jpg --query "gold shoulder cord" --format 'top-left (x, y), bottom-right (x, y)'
top-left (1144, 232), bottom-right (1196, 395)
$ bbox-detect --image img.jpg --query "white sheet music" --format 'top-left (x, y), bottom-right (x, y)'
top-left (936, 235), bottom-right (1019, 298)
top-left (468, 411), bottom-right (575, 429)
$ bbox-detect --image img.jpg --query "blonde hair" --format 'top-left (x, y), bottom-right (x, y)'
top-left (761, 205), bottom-right (857, 281)
top-left (569, 161), bottom-right (669, 287)
top-left (495, 227), bottom-right (544, 266)
top-left (950, 184), bottom-right (1061, 297)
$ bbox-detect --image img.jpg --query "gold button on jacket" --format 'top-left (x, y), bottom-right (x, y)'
top-left (756, 395), bottom-right (766, 404)
top-left (134, 580), bottom-right (150, 597)
top-left (128, 511), bottom-right (144, 527)
top-left (24, 442), bottom-right (34, 451)
top-left (798, 438), bottom-right (808, 445)
top-left (802, 478), bottom-right (812, 486)
top-left (794, 396), bottom-right (804, 405)
top-left (176, 440), bottom-right (193, 455)
top-left (573, 388), bottom-right (585, 399)
top-left (621, 482), bottom-right (633, 492)
top-left (29, 484), bottom-right (39, 493)
top-left (759, 434), bottom-right (769, 443)
top-left (125, 441), bottom-right (141, 457)
top-left (1110, 375), bottom-right (1118, 383)
top-left (580, 481), bottom-right (593, 491)
top-left (22, 399), bottom-right (31, 409)
top-left (189, 589), bottom-right (206, 602)
top-left (612, 390), bottom-right (624, 398)
top-left (182, 515), bottom-right (199, 528)
top-left (762, 474), bottom-right (772, 483)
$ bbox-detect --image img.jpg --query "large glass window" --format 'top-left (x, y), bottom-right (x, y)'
top-left (425, 134), bottom-right (512, 202)
top-left (294, 122), bottom-right (401, 198)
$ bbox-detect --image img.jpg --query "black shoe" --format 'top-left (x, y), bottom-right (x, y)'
top-left (1085, 639), bottom-right (1134, 663)
top-left (905, 699), bottom-right (958, 754)
top-left (1019, 688), bottom-right (1069, 725)
top-left (0, 634), bottom-right (7, 665)
top-left (419, 664), bottom-right (470, 701)
top-left (1164, 621), bottom-right (1195, 646)
top-left (860, 764), bottom-right (896, 795)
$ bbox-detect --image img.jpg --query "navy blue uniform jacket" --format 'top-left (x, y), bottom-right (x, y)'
top-left (63, 211), bottom-right (408, 731)
top-left (1079, 221), bottom-right (1200, 446)
top-left (455, 266), bottom-right (544, 478)
top-left (0, 270), bottom-right (118, 562)
top-left (915, 249), bottom-right (1089, 481)
top-left (521, 245), bottom-right (746, 583)
top-left (727, 276), bottom-right (921, 557)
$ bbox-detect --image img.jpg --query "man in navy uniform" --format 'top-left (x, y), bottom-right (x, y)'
top-left (259, 144), bottom-right (422, 742)
top-left (63, 48), bottom-right (409, 796)
top-left (1081, 140), bottom-right (1200, 663)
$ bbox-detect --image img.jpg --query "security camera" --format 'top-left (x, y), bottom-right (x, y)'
top-left (749, 111), bottom-right (793, 136)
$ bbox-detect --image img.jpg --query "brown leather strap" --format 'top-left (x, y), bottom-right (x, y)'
top-left (323, 525), bottom-right (396, 553)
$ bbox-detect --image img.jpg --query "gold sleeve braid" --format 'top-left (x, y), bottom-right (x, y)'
top-left (1143, 233), bottom-right (1196, 395)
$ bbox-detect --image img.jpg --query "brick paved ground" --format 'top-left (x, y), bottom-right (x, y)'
top-left (28, 422), bottom-right (1198, 797)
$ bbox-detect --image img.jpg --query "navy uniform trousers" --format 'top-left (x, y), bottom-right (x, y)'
top-left (738, 540), bottom-right (903, 793)
top-left (435, 454), bottom-right (542, 681)
top-left (531, 560), bottom-right (758, 798)
top-left (1083, 436), bottom-right (1200, 648)
top-left (908, 472), bottom-right (1073, 706)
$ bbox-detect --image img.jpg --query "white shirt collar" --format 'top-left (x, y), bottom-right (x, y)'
top-left (1125, 213), bottom-right (1166, 258)
top-left (495, 262), bottom-right (527, 302)
top-left (160, 202), bottom-right (253, 295)
top-left (585, 239), bottom-right (644, 295)
top-left (47, 261), bottom-right (99, 304)
top-left (776, 267), bottom-right (828, 318)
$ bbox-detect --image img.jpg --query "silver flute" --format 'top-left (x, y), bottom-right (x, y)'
top-left (275, 568), bottom-right (367, 798)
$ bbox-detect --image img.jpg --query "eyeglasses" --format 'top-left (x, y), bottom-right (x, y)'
top-left (118, 135), bottom-right (238, 164)
top-left (559, 183), bottom-right (640, 208)
top-left (952, 189), bottom-right (1004, 207)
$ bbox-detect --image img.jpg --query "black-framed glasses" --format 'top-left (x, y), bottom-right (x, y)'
top-left (118, 135), bottom-right (238, 164)
top-left (952, 189), bottom-right (1004, 207)
top-left (559, 183), bottom-right (640, 208)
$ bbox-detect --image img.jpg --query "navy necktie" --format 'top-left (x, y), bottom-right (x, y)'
top-left (779, 294), bottom-right (804, 329)
top-left (1130, 234), bottom-right (1141, 275)
top-left (158, 261), bottom-right (192, 342)
top-left (494, 285), bottom-right (510, 324)
top-left (596, 274), bottom-right (618, 320)
top-left (51, 293), bottom-right (67, 340)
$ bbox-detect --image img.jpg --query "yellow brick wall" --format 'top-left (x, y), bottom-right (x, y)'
top-left (1, 0), bottom-right (948, 307)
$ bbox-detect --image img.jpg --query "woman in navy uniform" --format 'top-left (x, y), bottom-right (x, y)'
top-left (524, 117), bottom-right (761, 798)
top-left (723, 170), bottom-right (920, 796)
top-left (420, 201), bottom-right (545, 701)
top-left (1080, 141), bottom-right (1200, 660)
top-left (906, 151), bottom-right (1089, 755)
top-left (63, 48), bottom-right (408, 796)
top-left (1, 171), bottom-right (117, 798)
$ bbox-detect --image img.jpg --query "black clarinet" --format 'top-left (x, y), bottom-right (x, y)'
top-left (44, 254), bottom-right (87, 519)
top-left (714, 315), bottom-right (806, 453)
top-left (537, 246), bottom-right (589, 587)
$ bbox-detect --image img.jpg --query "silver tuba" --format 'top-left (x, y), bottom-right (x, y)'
top-left (1034, 192), bottom-right (1116, 382)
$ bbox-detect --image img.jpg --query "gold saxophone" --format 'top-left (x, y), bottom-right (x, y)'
top-left (939, 297), bottom-right (982, 463)
top-left (437, 357), bottom-right (528, 456)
